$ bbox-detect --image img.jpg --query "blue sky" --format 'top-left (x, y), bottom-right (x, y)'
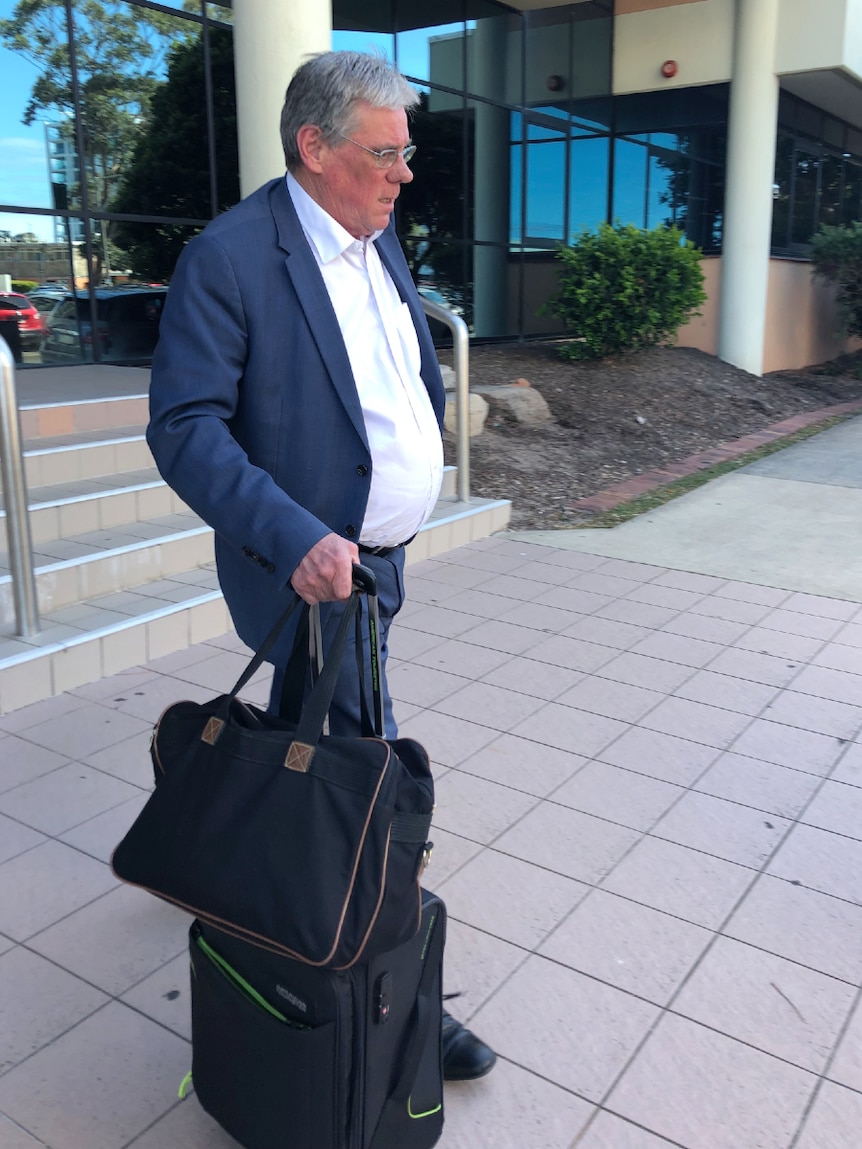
top-left (2, 15), bottom-right (450, 242)
top-left (1, 2), bottom-right (56, 241)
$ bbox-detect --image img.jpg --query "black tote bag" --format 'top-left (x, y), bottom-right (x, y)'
top-left (111, 567), bottom-right (435, 969)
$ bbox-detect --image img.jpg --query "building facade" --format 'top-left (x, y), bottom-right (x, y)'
top-left (2, 0), bottom-right (862, 373)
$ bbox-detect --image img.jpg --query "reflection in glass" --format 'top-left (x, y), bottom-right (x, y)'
top-left (818, 152), bottom-right (844, 228)
top-left (331, 30), bottom-right (394, 60)
top-left (771, 132), bottom-right (794, 251)
top-left (110, 24), bottom-right (239, 281)
top-left (0, 0), bottom-right (71, 218)
top-left (397, 22), bottom-right (464, 87)
top-left (843, 159), bottom-right (862, 226)
top-left (613, 138), bottom-right (648, 228)
top-left (398, 95), bottom-right (468, 320)
top-left (791, 145), bottom-right (820, 246)
top-left (468, 9), bottom-right (519, 104)
top-left (569, 136), bottom-right (608, 239)
top-left (525, 136), bottom-right (566, 244)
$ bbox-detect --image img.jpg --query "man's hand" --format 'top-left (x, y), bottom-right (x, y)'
top-left (290, 533), bottom-right (359, 604)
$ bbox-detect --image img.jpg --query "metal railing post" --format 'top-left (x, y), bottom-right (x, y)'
top-left (419, 298), bottom-right (470, 503)
top-left (0, 337), bottom-right (40, 636)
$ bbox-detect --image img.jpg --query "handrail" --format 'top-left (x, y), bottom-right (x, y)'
top-left (419, 297), bottom-right (470, 503)
top-left (0, 337), bottom-right (40, 636)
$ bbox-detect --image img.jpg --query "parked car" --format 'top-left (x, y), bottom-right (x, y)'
top-left (40, 287), bottom-right (168, 364)
top-left (0, 291), bottom-right (49, 351)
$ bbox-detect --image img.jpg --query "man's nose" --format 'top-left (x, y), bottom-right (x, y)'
top-left (388, 155), bottom-right (414, 184)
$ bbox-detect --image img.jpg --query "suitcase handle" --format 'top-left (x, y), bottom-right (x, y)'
top-left (351, 563), bottom-right (378, 596)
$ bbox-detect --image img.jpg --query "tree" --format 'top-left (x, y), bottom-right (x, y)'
top-left (1, 0), bottom-right (214, 280)
top-left (110, 28), bottom-right (239, 281)
top-left (397, 94), bottom-right (473, 314)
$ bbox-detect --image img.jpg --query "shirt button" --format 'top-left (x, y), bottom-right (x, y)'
top-left (356, 465), bottom-right (368, 477)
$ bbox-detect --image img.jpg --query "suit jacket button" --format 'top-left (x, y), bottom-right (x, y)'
top-left (345, 524), bottom-right (356, 537)
top-left (356, 465), bottom-right (368, 476)
top-left (265, 562), bottom-right (275, 573)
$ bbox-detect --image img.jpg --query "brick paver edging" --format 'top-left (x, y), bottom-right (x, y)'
top-left (570, 397), bottom-right (862, 517)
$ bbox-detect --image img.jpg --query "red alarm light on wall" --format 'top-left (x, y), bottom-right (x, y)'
top-left (661, 60), bottom-right (678, 78)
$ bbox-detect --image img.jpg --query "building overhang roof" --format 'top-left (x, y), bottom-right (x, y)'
top-left (781, 67), bottom-right (862, 133)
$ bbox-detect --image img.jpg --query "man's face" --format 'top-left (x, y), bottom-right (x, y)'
top-left (312, 101), bottom-right (414, 239)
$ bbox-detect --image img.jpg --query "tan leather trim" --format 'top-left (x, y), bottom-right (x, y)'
top-left (201, 716), bottom-right (225, 745)
top-left (285, 741), bottom-right (314, 772)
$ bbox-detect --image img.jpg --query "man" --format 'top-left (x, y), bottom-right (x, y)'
top-left (148, 49), bottom-right (496, 1082)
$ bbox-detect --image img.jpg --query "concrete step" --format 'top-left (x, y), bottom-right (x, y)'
top-left (23, 428), bottom-right (151, 488)
top-left (1, 468), bottom-right (186, 544)
top-left (0, 514), bottom-right (214, 627)
top-left (18, 393), bottom-right (149, 441)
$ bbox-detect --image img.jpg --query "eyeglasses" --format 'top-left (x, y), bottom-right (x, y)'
top-left (338, 134), bottom-right (417, 169)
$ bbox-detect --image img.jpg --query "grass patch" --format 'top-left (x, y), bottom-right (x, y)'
top-left (577, 414), bottom-right (852, 529)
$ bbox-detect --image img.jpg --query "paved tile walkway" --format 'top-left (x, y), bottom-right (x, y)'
top-left (0, 534), bottom-right (861, 1148)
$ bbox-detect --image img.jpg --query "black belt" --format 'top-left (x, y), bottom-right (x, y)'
top-left (358, 541), bottom-right (408, 559)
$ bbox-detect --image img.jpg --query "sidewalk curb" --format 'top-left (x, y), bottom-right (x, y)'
top-left (569, 397), bottom-right (862, 517)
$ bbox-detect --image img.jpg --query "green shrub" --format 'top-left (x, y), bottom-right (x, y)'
top-left (810, 222), bottom-right (862, 338)
top-left (545, 222), bottom-right (707, 360)
top-left (11, 280), bottom-right (38, 294)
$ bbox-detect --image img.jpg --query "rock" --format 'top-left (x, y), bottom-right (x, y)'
top-left (444, 392), bottom-right (489, 437)
top-left (471, 384), bottom-right (551, 427)
top-left (439, 364), bottom-right (457, 391)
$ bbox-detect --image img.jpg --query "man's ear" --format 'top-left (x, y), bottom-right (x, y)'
top-left (296, 124), bottom-right (327, 174)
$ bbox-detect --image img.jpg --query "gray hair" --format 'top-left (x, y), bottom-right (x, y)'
top-left (281, 51), bottom-right (419, 171)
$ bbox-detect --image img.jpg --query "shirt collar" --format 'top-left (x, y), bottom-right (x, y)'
top-left (286, 172), bottom-right (383, 264)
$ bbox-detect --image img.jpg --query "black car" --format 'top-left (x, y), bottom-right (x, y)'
top-left (40, 287), bottom-right (167, 364)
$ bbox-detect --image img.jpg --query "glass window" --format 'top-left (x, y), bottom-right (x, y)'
top-left (568, 135), bottom-right (609, 239)
top-left (467, 9), bottom-right (520, 104)
top-left (110, 20), bottom-right (239, 225)
top-left (647, 145), bottom-right (677, 230)
top-left (771, 131), bottom-right (794, 251)
top-left (402, 235), bottom-right (469, 330)
top-left (510, 143), bottom-right (524, 245)
top-left (206, 3), bottom-right (232, 24)
top-left (331, 30), bottom-right (395, 59)
top-left (818, 151), bottom-right (844, 228)
top-left (843, 159), bottom-right (862, 225)
top-left (612, 137), bottom-right (648, 228)
top-left (524, 136), bottom-right (566, 245)
top-left (791, 144), bottom-right (820, 246)
top-left (397, 21), bottom-right (465, 87)
top-left (398, 94), bottom-right (468, 249)
top-left (0, 0), bottom-right (70, 220)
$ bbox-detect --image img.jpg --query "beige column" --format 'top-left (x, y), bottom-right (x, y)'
top-left (472, 15), bottom-right (511, 337)
top-left (718, 0), bottom-right (780, 376)
top-left (232, 0), bottom-right (332, 198)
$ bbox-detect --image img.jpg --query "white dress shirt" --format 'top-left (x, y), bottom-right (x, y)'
top-left (287, 174), bottom-right (444, 548)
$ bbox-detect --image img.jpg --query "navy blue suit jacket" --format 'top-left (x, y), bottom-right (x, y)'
top-left (147, 177), bottom-right (445, 661)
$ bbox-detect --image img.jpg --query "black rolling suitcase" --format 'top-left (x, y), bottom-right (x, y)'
top-left (187, 888), bottom-right (446, 1149)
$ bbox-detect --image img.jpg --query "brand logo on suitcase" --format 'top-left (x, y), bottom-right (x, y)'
top-left (275, 984), bottom-right (309, 1014)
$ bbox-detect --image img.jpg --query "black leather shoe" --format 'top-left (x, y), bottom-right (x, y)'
top-left (441, 1009), bottom-right (497, 1081)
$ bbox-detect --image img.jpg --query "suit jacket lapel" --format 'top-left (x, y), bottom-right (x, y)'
top-left (268, 180), bottom-right (369, 448)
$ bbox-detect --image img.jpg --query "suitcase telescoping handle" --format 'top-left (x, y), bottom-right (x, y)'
top-left (353, 564), bottom-right (384, 737)
top-left (306, 564), bottom-right (384, 737)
